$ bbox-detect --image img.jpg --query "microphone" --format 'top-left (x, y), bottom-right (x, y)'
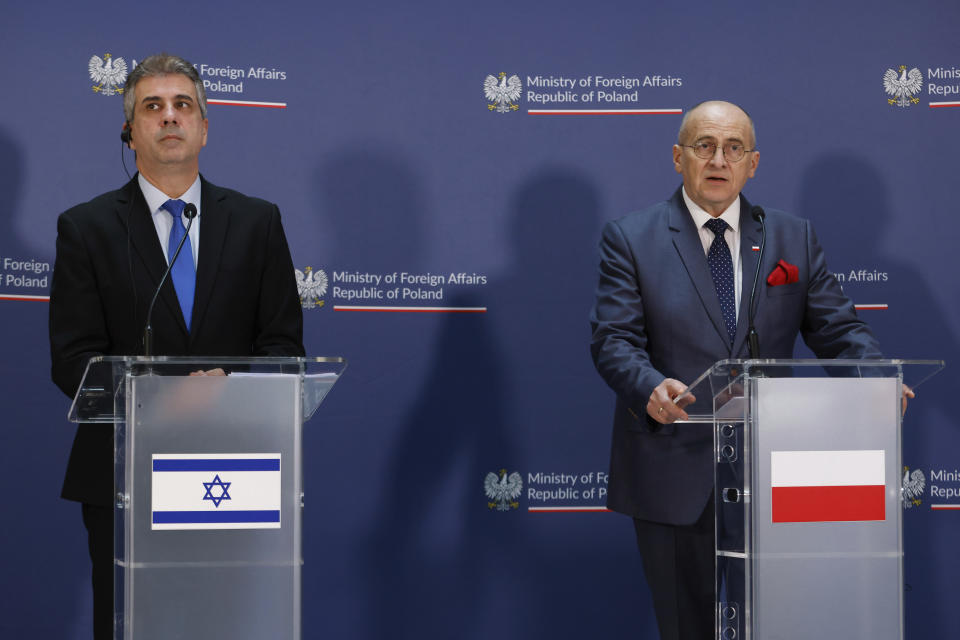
top-left (747, 205), bottom-right (766, 359)
top-left (143, 203), bottom-right (197, 357)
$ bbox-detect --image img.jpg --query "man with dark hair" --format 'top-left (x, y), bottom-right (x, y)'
top-left (50, 53), bottom-right (304, 638)
top-left (121, 52), bottom-right (208, 124)
top-left (590, 100), bottom-right (897, 639)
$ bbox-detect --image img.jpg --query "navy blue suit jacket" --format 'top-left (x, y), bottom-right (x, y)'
top-left (590, 188), bottom-right (881, 525)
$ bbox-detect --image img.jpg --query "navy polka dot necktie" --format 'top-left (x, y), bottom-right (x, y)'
top-left (704, 217), bottom-right (736, 345)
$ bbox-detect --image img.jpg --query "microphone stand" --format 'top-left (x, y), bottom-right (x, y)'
top-left (143, 204), bottom-right (197, 365)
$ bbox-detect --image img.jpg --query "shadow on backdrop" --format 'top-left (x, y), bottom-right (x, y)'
top-left (0, 127), bottom-right (93, 638)
top-left (800, 152), bottom-right (958, 639)
top-left (364, 167), bottom-right (655, 639)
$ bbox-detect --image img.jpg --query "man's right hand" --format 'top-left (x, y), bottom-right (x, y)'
top-left (647, 378), bottom-right (695, 424)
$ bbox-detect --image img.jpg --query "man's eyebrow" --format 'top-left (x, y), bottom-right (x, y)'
top-left (139, 94), bottom-right (194, 104)
top-left (696, 135), bottom-right (744, 142)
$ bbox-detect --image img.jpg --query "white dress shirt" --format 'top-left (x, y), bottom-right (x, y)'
top-left (138, 174), bottom-right (201, 267)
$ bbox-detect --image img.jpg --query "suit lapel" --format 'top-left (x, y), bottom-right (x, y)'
top-left (733, 195), bottom-right (762, 355)
top-left (118, 177), bottom-right (189, 335)
top-left (190, 177), bottom-right (229, 341)
top-left (668, 190), bottom-right (730, 350)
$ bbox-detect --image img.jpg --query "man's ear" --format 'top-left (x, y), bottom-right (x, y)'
top-left (121, 121), bottom-right (133, 148)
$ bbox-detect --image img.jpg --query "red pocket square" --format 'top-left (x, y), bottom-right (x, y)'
top-left (767, 259), bottom-right (799, 286)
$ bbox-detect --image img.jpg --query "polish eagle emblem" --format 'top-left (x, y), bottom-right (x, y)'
top-left (484, 72), bottom-right (522, 113)
top-left (901, 466), bottom-right (925, 508)
top-left (295, 266), bottom-right (328, 309)
top-left (883, 65), bottom-right (923, 107)
top-left (89, 53), bottom-right (128, 96)
top-left (485, 469), bottom-right (522, 511)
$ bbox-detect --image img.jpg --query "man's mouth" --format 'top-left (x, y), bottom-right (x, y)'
top-left (158, 128), bottom-right (185, 142)
top-left (706, 176), bottom-right (727, 182)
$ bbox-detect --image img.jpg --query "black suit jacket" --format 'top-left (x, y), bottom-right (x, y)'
top-left (49, 175), bottom-right (305, 505)
top-left (590, 189), bottom-right (882, 525)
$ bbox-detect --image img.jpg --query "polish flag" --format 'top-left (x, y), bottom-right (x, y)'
top-left (771, 450), bottom-right (886, 523)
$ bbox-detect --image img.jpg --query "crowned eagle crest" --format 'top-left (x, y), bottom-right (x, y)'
top-left (89, 53), bottom-right (128, 96)
top-left (484, 72), bottom-right (522, 113)
top-left (902, 466), bottom-right (925, 508)
top-left (883, 65), bottom-right (923, 107)
top-left (295, 266), bottom-right (328, 309)
top-left (485, 469), bottom-right (522, 511)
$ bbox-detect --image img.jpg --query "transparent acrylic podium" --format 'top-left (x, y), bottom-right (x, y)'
top-left (68, 356), bottom-right (346, 640)
top-left (676, 359), bottom-right (943, 640)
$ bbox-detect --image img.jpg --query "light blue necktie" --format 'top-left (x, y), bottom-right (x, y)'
top-left (161, 199), bottom-right (196, 331)
top-left (705, 217), bottom-right (736, 346)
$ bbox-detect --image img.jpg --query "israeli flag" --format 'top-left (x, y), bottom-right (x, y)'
top-left (151, 453), bottom-right (281, 530)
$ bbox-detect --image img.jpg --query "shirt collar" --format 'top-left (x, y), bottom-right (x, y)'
top-left (681, 186), bottom-right (740, 233)
top-left (138, 173), bottom-right (202, 218)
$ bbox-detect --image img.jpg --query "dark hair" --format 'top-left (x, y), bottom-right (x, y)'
top-left (123, 53), bottom-right (207, 123)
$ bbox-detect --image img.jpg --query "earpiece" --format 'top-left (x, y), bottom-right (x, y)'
top-left (120, 122), bottom-right (133, 179)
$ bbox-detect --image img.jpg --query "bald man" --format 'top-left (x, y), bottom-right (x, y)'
top-left (590, 101), bottom-right (883, 639)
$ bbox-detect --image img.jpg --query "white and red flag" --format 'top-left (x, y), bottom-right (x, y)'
top-left (770, 450), bottom-right (886, 523)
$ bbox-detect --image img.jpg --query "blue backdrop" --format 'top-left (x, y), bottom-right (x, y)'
top-left (2, 1), bottom-right (958, 637)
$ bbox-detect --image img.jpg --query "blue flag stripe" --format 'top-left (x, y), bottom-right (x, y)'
top-left (153, 459), bottom-right (280, 471)
top-left (152, 510), bottom-right (281, 524)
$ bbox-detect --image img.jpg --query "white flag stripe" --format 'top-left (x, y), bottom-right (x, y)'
top-left (153, 521), bottom-right (279, 531)
top-left (153, 453), bottom-right (276, 460)
top-left (153, 452), bottom-right (280, 460)
top-left (771, 450), bottom-right (885, 487)
top-left (152, 471), bottom-right (281, 511)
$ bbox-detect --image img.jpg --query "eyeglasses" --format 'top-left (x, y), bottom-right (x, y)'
top-left (681, 139), bottom-right (756, 162)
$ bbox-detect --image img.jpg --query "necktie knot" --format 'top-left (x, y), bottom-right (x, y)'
top-left (704, 217), bottom-right (728, 236)
top-left (162, 199), bottom-right (187, 223)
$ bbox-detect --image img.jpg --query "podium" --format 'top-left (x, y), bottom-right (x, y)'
top-left (68, 356), bottom-right (346, 640)
top-left (677, 359), bottom-right (943, 640)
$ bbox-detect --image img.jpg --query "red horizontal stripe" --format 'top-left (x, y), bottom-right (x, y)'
top-left (528, 109), bottom-right (681, 115)
top-left (0, 294), bottom-right (49, 302)
top-left (207, 99), bottom-right (286, 109)
top-left (772, 485), bottom-right (885, 522)
top-left (332, 306), bottom-right (486, 313)
top-left (930, 102), bottom-right (960, 108)
top-left (527, 507), bottom-right (611, 513)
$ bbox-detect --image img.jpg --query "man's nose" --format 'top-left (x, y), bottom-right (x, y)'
top-left (161, 103), bottom-right (178, 124)
top-left (709, 145), bottom-right (727, 167)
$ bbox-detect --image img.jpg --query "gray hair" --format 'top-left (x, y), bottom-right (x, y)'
top-left (123, 53), bottom-right (207, 123)
top-left (677, 100), bottom-right (756, 148)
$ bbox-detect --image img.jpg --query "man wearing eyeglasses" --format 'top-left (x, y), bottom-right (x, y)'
top-left (590, 101), bottom-right (884, 639)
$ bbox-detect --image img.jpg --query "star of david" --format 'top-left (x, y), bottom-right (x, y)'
top-left (202, 474), bottom-right (232, 508)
